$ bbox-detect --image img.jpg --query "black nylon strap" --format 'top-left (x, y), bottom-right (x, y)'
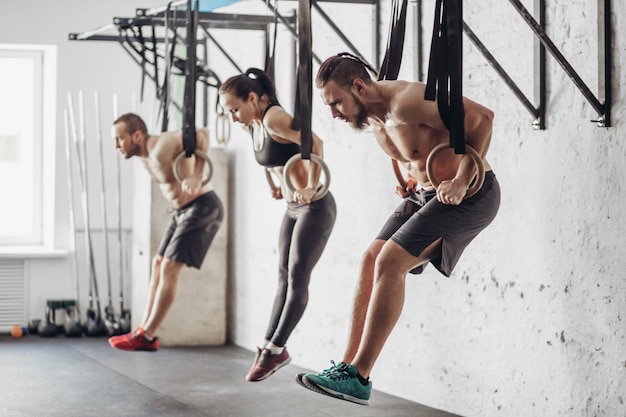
top-left (446, 0), bottom-right (465, 154)
top-left (182, 0), bottom-right (198, 157)
top-left (121, 28), bottom-right (156, 105)
top-left (150, 25), bottom-right (161, 103)
top-left (378, 0), bottom-right (408, 81)
top-left (134, 27), bottom-right (147, 102)
top-left (291, 0), bottom-right (313, 160)
top-left (437, 4), bottom-right (451, 130)
top-left (161, 3), bottom-right (179, 133)
top-left (424, 0), bottom-right (442, 103)
top-left (424, 0), bottom-right (465, 154)
top-left (264, 0), bottom-right (279, 82)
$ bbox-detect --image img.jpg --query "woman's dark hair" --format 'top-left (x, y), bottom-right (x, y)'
top-left (219, 68), bottom-right (280, 106)
top-left (113, 113), bottom-right (148, 136)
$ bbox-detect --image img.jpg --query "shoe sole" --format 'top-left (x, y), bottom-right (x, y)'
top-left (301, 375), bottom-right (369, 406)
top-left (246, 356), bottom-right (292, 382)
top-left (108, 340), bottom-right (158, 352)
top-left (295, 372), bottom-right (307, 388)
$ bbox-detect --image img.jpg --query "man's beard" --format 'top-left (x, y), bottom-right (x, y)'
top-left (349, 92), bottom-right (369, 131)
top-left (123, 141), bottom-right (141, 159)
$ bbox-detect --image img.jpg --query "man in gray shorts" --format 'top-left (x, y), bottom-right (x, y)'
top-left (108, 113), bottom-right (223, 352)
top-left (297, 54), bottom-right (500, 405)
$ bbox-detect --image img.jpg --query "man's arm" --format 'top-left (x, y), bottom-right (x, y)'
top-left (265, 107), bottom-right (325, 203)
top-left (180, 128), bottom-right (210, 194)
top-left (394, 84), bottom-right (493, 203)
top-left (453, 97), bottom-right (494, 188)
top-left (192, 127), bottom-right (210, 180)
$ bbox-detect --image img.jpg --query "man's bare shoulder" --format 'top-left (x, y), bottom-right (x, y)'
top-left (195, 127), bottom-right (210, 138)
top-left (380, 79), bottom-right (425, 93)
top-left (159, 130), bottom-right (183, 142)
top-left (149, 131), bottom-right (183, 157)
top-left (381, 81), bottom-right (439, 124)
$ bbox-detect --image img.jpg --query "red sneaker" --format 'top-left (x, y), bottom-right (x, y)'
top-left (245, 348), bottom-right (291, 381)
top-left (108, 327), bottom-right (159, 352)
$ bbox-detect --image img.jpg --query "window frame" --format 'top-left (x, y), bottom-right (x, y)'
top-left (0, 44), bottom-right (56, 249)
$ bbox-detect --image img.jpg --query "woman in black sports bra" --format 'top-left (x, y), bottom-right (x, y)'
top-left (219, 68), bottom-right (337, 382)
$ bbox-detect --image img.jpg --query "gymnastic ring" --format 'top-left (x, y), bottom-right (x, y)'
top-left (215, 113), bottom-right (230, 145)
top-left (265, 169), bottom-right (281, 194)
top-left (282, 153), bottom-right (331, 202)
top-left (425, 143), bottom-right (485, 199)
top-left (391, 158), bottom-right (408, 189)
top-left (173, 149), bottom-right (214, 187)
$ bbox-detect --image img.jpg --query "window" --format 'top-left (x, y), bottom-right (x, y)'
top-left (0, 45), bottom-right (56, 247)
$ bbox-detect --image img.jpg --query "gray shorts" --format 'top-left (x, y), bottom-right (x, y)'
top-left (376, 171), bottom-right (500, 277)
top-left (157, 191), bottom-right (224, 269)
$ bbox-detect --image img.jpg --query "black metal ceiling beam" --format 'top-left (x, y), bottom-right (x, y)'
top-left (117, 12), bottom-right (295, 32)
top-left (134, 0), bottom-right (377, 16)
top-left (69, 12), bottom-right (296, 41)
top-left (284, 0), bottom-right (377, 3)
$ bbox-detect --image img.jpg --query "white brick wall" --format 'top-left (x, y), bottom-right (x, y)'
top-left (227, 1), bottom-right (625, 416)
top-left (1, 1), bottom-right (621, 416)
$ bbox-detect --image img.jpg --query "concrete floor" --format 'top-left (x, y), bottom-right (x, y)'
top-left (0, 335), bottom-right (463, 417)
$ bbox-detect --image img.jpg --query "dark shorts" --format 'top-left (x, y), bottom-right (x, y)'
top-left (376, 171), bottom-right (500, 277)
top-left (157, 191), bottom-right (224, 269)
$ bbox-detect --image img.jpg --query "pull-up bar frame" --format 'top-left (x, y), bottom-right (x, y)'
top-left (261, 0), bottom-right (380, 69)
top-left (411, 0), bottom-right (611, 129)
top-left (458, 0), bottom-right (611, 129)
top-left (69, 9), bottom-right (291, 130)
top-left (508, 0), bottom-right (611, 128)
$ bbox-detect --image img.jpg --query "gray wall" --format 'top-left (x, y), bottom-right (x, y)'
top-left (0, 0), bottom-right (160, 322)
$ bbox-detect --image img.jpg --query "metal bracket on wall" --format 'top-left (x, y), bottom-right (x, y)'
top-left (262, 0), bottom-right (380, 69)
top-left (462, 19), bottom-right (547, 130)
top-left (509, 0), bottom-right (611, 128)
top-left (415, 0), bottom-right (612, 129)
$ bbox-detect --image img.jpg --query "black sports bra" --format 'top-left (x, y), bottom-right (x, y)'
top-left (250, 104), bottom-right (300, 168)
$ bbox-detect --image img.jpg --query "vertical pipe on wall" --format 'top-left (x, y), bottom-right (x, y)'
top-left (533, 0), bottom-right (546, 130)
top-left (598, 0), bottom-right (611, 127)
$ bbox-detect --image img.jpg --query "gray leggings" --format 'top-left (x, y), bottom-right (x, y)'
top-left (265, 191), bottom-right (336, 347)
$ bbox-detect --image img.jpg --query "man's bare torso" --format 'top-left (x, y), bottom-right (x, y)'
top-left (368, 81), bottom-right (491, 188)
top-left (143, 130), bottom-right (212, 208)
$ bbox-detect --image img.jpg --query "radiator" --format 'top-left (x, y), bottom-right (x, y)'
top-left (0, 260), bottom-right (25, 332)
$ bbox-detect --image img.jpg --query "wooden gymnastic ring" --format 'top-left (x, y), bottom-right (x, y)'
top-left (173, 149), bottom-right (213, 186)
top-left (425, 143), bottom-right (485, 199)
top-left (391, 158), bottom-right (408, 189)
top-left (282, 153), bottom-right (331, 201)
top-left (265, 169), bottom-right (281, 193)
top-left (215, 113), bottom-right (230, 145)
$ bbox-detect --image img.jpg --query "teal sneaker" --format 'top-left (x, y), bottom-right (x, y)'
top-left (302, 363), bottom-right (372, 406)
top-left (295, 360), bottom-right (343, 388)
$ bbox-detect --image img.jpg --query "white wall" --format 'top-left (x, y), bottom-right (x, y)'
top-left (2, 1), bottom-right (624, 416)
top-left (0, 0), bottom-right (166, 321)
top-left (224, 1), bottom-right (625, 417)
